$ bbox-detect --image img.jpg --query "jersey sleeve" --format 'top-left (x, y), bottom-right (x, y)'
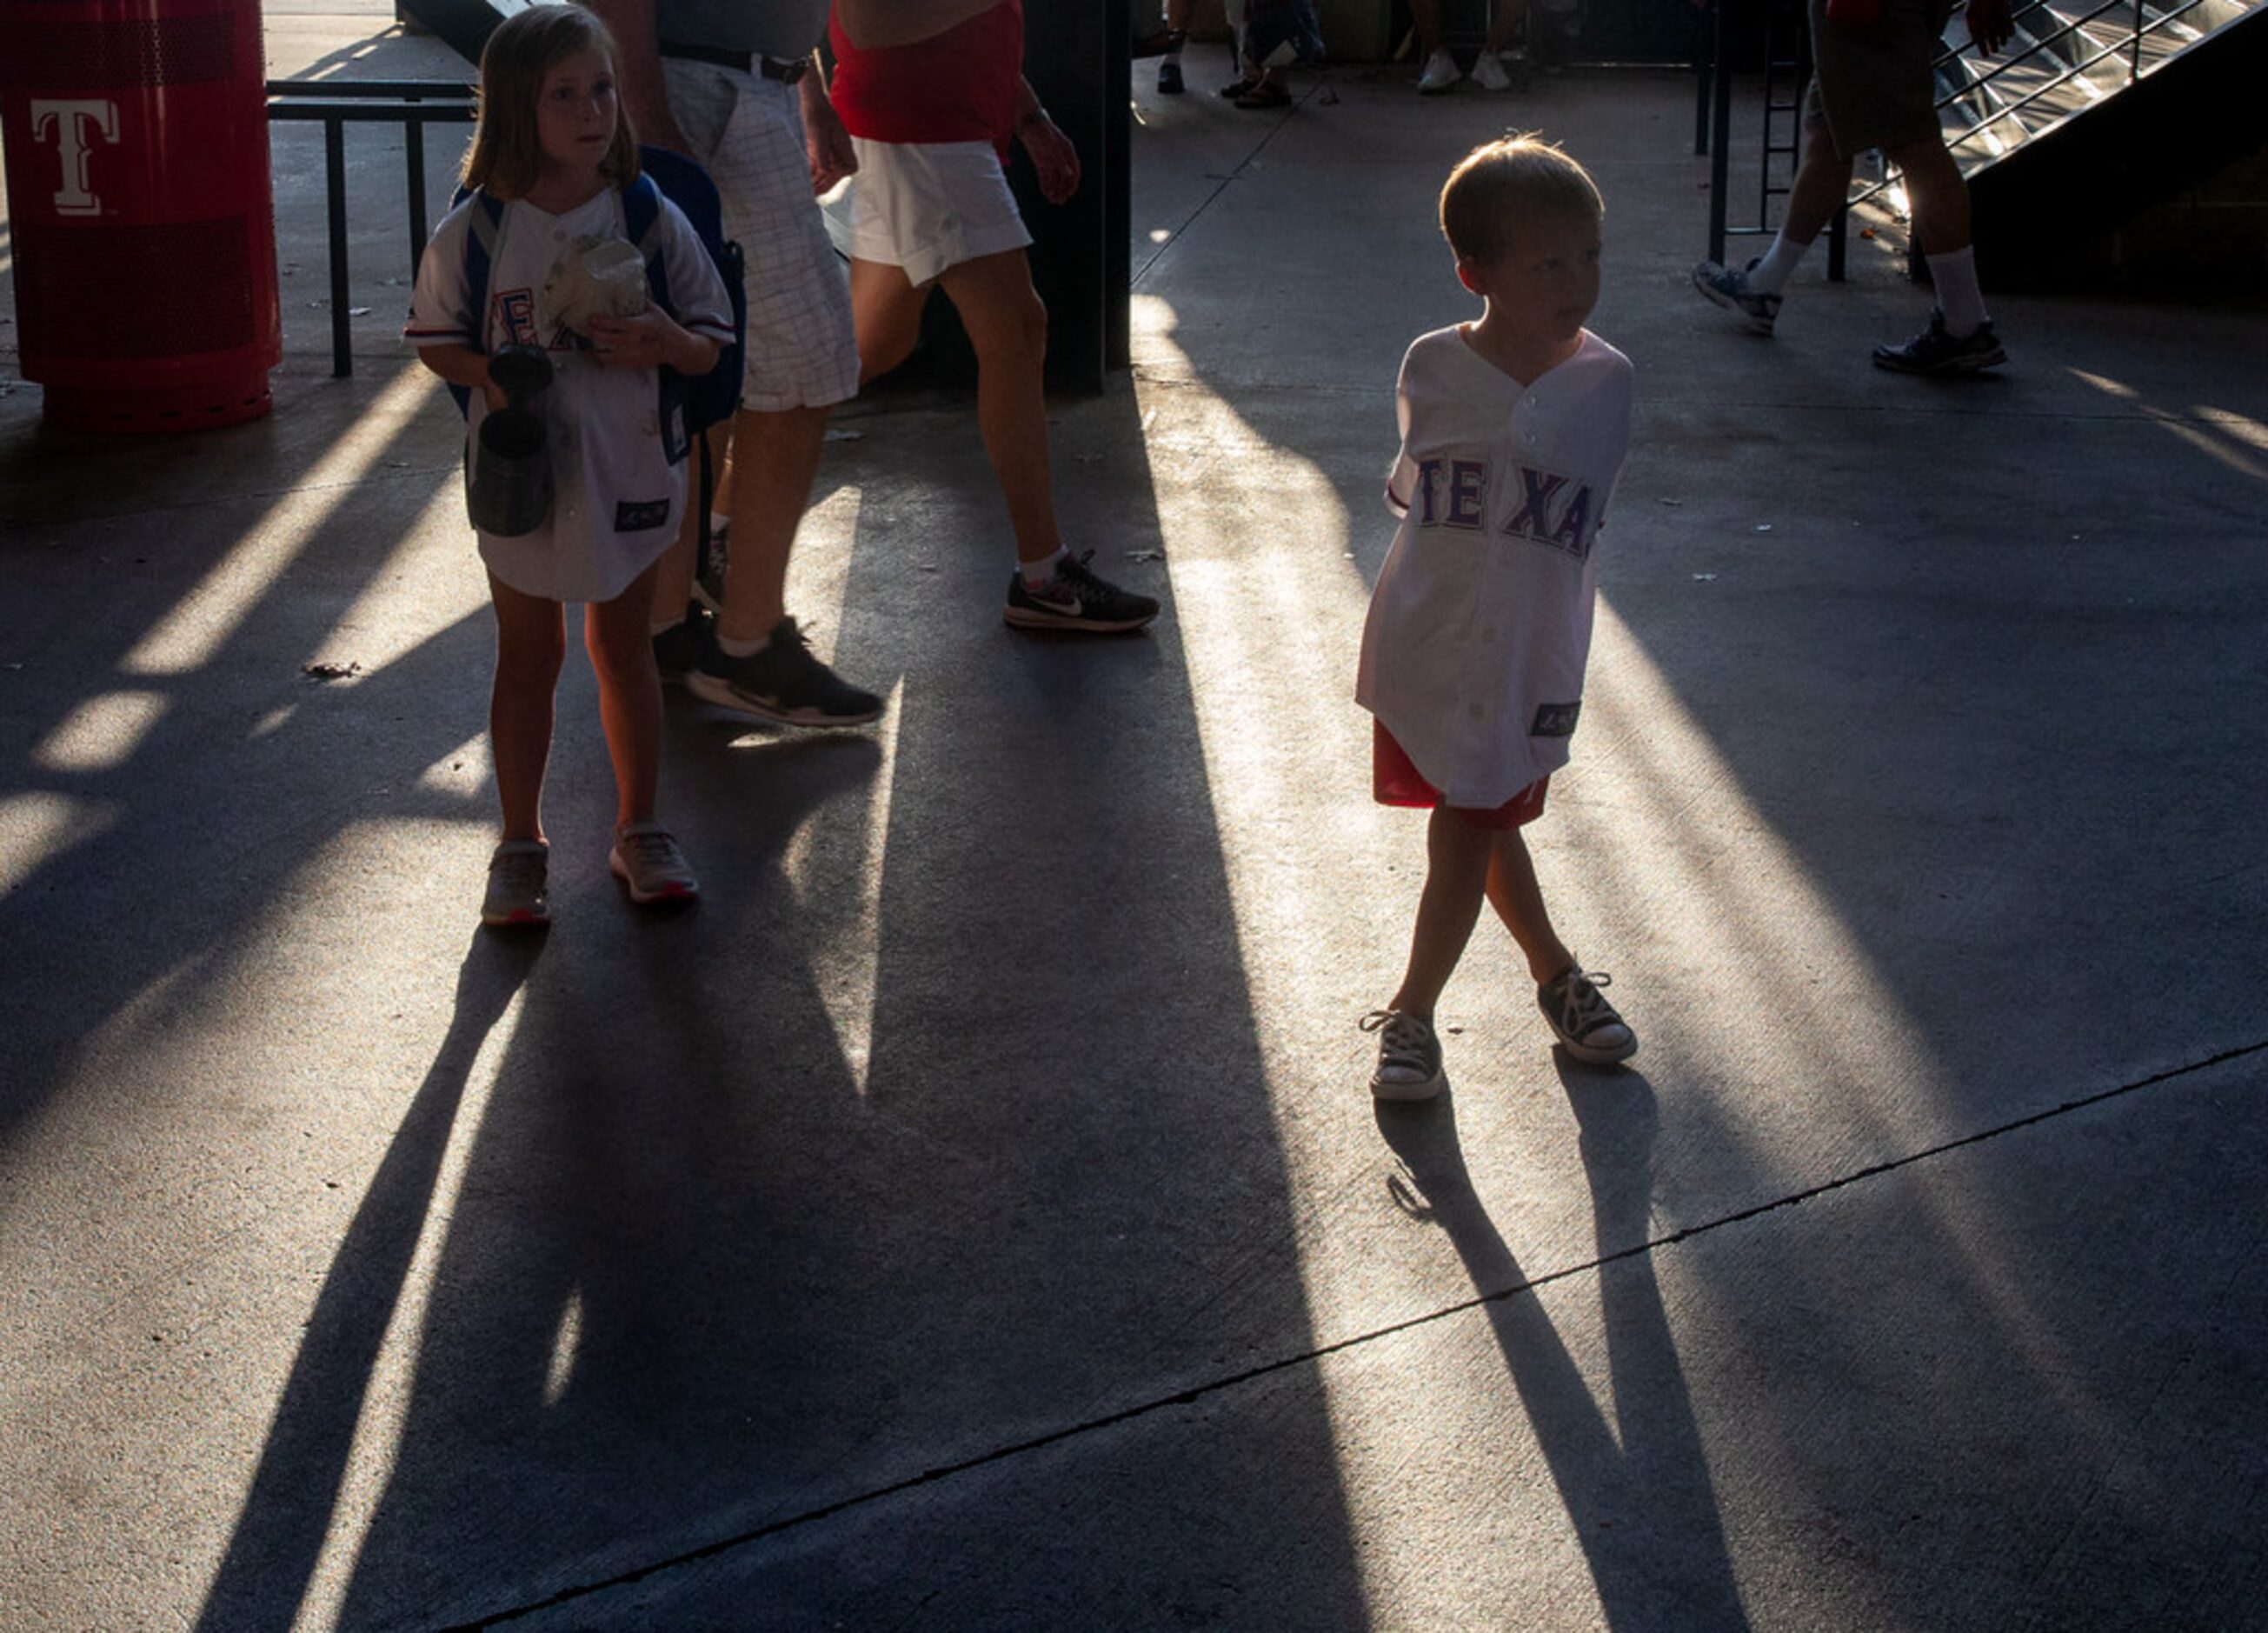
top-left (1383, 344), bottom-right (1420, 517)
top-left (654, 197), bottom-right (736, 348)
top-left (404, 199), bottom-right (479, 350)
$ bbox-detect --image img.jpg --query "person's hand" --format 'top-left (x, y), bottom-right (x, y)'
top-left (804, 90), bottom-right (859, 195)
top-left (1018, 111), bottom-right (1080, 206)
top-left (585, 308), bottom-right (673, 369)
top-left (1965, 0), bottom-right (2014, 53)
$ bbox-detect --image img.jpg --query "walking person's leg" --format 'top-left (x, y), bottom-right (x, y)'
top-left (589, 557), bottom-right (699, 902)
top-left (481, 576), bottom-right (566, 926)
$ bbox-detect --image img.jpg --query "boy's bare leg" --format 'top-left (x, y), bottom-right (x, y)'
top-left (585, 558), bottom-right (665, 830)
top-left (936, 247), bottom-right (1065, 568)
top-left (487, 575), bottom-right (568, 843)
top-left (1484, 825), bottom-right (1577, 985)
top-left (1388, 809), bottom-right (1496, 1019)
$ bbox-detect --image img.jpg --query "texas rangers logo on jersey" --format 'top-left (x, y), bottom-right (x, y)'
top-left (1406, 457), bottom-right (1599, 562)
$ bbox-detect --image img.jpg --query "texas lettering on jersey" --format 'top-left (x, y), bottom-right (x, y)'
top-left (491, 287), bottom-right (595, 353)
top-left (1403, 457), bottom-right (1598, 561)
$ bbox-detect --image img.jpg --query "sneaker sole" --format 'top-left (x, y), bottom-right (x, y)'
top-left (1003, 604), bottom-right (1159, 634)
top-left (684, 670), bottom-right (884, 727)
top-left (1371, 1067), bottom-right (1446, 1102)
top-left (1872, 344), bottom-right (2008, 376)
top-left (480, 908), bottom-right (549, 930)
top-left (1693, 271), bottom-right (1776, 336)
top-left (1553, 1030), bottom-right (1638, 1066)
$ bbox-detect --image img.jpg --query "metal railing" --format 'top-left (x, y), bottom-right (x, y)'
top-left (266, 80), bottom-right (476, 377)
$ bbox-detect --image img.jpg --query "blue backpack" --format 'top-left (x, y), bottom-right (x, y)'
top-left (452, 148), bottom-right (746, 570)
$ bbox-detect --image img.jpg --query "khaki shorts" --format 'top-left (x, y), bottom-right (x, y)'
top-left (1805, 0), bottom-right (1956, 159)
top-left (822, 137), bottom-right (1033, 289)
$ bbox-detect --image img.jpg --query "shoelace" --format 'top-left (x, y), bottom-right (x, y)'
top-left (492, 848), bottom-right (545, 890)
top-left (1360, 1008), bottom-right (1435, 1071)
top-left (1553, 970), bottom-right (1617, 1033)
top-left (618, 829), bottom-right (684, 875)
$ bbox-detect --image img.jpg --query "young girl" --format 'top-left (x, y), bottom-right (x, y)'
top-left (406, 3), bottom-right (732, 927)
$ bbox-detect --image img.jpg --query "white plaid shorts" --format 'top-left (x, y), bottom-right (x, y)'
top-left (664, 59), bottom-right (860, 413)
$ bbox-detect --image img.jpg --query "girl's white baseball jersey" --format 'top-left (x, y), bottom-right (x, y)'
top-left (407, 186), bottom-right (733, 604)
top-left (1356, 325), bottom-right (1633, 808)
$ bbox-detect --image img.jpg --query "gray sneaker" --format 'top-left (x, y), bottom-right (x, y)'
top-left (1361, 1009), bottom-right (1446, 1101)
top-left (1693, 257), bottom-right (1782, 336)
top-left (1537, 967), bottom-right (1636, 1064)
top-left (609, 822), bottom-right (699, 907)
top-left (1872, 310), bottom-right (2007, 375)
top-left (482, 838), bottom-right (550, 929)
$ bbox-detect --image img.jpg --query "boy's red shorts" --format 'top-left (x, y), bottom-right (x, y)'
top-left (1373, 720), bottom-right (1549, 830)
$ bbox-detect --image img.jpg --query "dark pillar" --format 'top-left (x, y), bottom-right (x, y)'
top-left (1017, 0), bottom-right (1130, 391)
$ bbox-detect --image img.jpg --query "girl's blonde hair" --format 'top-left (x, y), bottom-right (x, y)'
top-left (462, 3), bottom-right (641, 198)
top-left (1439, 134), bottom-right (1603, 265)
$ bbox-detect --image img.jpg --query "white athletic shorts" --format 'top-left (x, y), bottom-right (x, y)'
top-left (823, 137), bottom-right (1033, 288)
top-left (663, 59), bottom-right (860, 413)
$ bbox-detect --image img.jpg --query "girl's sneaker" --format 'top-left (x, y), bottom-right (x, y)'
top-left (1004, 550), bottom-right (1161, 633)
top-left (1361, 1009), bottom-right (1445, 1101)
top-left (482, 838), bottom-right (550, 929)
top-left (609, 823), bottom-right (700, 906)
top-left (1537, 967), bottom-right (1637, 1063)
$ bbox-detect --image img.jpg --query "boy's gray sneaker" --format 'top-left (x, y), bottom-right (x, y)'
top-left (1537, 967), bottom-right (1636, 1064)
top-left (1362, 1009), bottom-right (1446, 1101)
top-left (609, 822), bottom-right (699, 906)
top-left (687, 616), bottom-right (884, 726)
top-left (482, 838), bottom-right (550, 929)
top-left (1004, 550), bottom-right (1161, 634)
top-left (1692, 257), bottom-right (1781, 336)
top-left (1872, 310), bottom-right (2007, 375)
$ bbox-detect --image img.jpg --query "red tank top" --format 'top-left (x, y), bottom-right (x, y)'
top-left (828, 1), bottom-right (1023, 158)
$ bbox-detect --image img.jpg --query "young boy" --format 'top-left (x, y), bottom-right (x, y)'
top-left (1356, 135), bottom-right (1636, 1101)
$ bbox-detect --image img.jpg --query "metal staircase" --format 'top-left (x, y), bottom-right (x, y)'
top-left (1875, 0), bottom-right (2268, 278)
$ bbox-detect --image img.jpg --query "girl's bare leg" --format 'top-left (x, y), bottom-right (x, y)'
top-left (488, 574), bottom-right (567, 842)
top-left (585, 558), bottom-right (666, 831)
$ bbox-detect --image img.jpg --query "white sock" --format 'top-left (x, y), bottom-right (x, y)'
top-left (1925, 245), bottom-right (1989, 337)
top-left (715, 631), bottom-right (768, 659)
top-left (1020, 547), bottom-right (1069, 588)
top-left (1746, 230), bottom-right (1812, 296)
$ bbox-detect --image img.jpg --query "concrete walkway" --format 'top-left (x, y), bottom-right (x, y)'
top-left (3, 9), bottom-right (2265, 1630)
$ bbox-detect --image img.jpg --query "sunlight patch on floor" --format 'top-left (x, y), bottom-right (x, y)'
top-left (31, 689), bottom-right (171, 773)
top-left (0, 790), bottom-right (116, 898)
top-left (122, 364), bottom-right (438, 678)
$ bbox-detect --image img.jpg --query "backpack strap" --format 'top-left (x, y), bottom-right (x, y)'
top-left (448, 190), bottom-right (507, 417)
top-left (622, 172), bottom-right (675, 320)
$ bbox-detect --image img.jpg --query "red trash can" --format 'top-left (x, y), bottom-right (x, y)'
top-left (0, 0), bottom-right (282, 431)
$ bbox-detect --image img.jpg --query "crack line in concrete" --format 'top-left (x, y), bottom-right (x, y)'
top-left (456, 1036), bottom-right (2266, 1629)
top-left (1131, 94), bottom-right (1307, 290)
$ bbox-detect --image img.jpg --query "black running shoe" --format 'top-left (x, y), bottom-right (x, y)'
top-left (1872, 310), bottom-right (2007, 376)
top-left (686, 617), bottom-right (884, 726)
top-left (1004, 550), bottom-right (1161, 634)
top-left (652, 601), bottom-right (712, 686)
top-left (1159, 58), bottom-right (1186, 93)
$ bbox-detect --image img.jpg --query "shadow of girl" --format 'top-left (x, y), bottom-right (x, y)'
top-left (1376, 1069), bottom-right (1750, 1631)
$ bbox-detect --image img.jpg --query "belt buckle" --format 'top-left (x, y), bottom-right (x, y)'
top-left (765, 55), bottom-right (808, 84)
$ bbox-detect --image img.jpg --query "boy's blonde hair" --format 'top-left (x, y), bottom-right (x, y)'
top-left (462, 3), bottom-right (641, 199)
top-left (1439, 134), bottom-right (1603, 265)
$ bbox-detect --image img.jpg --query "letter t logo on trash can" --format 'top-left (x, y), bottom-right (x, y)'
top-left (30, 99), bottom-right (120, 217)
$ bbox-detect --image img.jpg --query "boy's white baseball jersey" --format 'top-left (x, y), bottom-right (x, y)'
top-left (1356, 326), bottom-right (1633, 808)
top-left (407, 186), bottom-right (734, 603)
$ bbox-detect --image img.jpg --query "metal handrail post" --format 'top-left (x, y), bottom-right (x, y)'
top-left (325, 117), bottom-right (351, 379)
top-left (1707, 0), bottom-right (1734, 262)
